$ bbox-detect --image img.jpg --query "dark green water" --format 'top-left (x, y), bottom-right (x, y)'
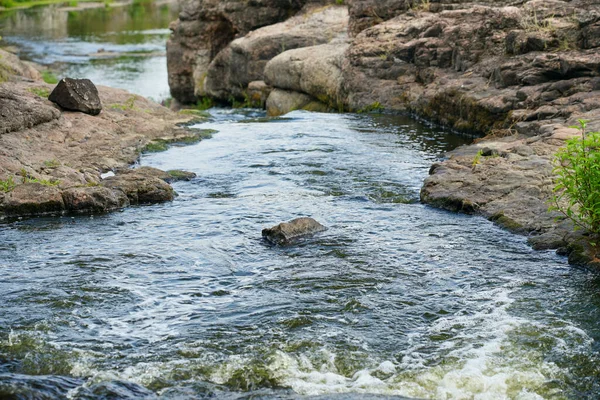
top-left (1, 109), bottom-right (600, 399)
top-left (0, 0), bottom-right (178, 100)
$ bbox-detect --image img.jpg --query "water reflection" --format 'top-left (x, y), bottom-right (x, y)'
top-left (0, 1), bottom-right (179, 100)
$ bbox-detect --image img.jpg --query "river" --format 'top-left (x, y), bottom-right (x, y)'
top-left (1, 3), bottom-right (600, 400)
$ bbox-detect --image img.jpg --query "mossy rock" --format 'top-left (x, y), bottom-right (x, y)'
top-left (142, 140), bottom-right (169, 153)
top-left (490, 212), bottom-right (525, 233)
top-left (166, 170), bottom-right (196, 182)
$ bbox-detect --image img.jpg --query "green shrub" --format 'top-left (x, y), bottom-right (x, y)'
top-left (0, 0), bottom-right (15, 8)
top-left (551, 119), bottom-right (600, 235)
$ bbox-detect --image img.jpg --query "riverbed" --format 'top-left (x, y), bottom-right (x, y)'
top-left (1, 3), bottom-right (600, 400)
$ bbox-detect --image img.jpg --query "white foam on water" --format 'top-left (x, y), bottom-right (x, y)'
top-left (8, 278), bottom-right (592, 400)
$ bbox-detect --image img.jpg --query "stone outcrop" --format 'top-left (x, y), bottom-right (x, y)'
top-left (0, 58), bottom-right (208, 219)
top-left (167, 0), bottom-right (312, 103)
top-left (166, 0), bottom-right (345, 104)
top-left (49, 78), bottom-right (103, 116)
top-left (204, 4), bottom-right (348, 102)
top-left (0, 86), bottom-right (61, 134)
top-left (262, 217), bottom-right (327, 245)
top-left (342, 0), bottom-right (600, 266)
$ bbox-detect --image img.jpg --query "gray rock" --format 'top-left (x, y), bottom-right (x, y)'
top-left (262, 217), bottom-right (327, 245)
top-left (49, 78), bottom-right (102, 116)
top-left (166, 0), bottom-right (312, 104)
top-left (0, 48), bottom-right (42, 82)
top-left (0, 86), bottom-right (61, 134)
top-left (101, 173), bottom-right (175, 204)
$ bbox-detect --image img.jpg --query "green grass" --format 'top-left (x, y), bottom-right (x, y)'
top-left (43, 159), bottom-right (60, 168)
top-left (142, 141), bottom-right (169, 153)
top-left (0, 176), bottom-right (16, 193)
top-left (109, 96), bottom-right (137, 111)
top-left (19, 169), bottom-right (60, 186)
top-left (194, 96), bottom-right (214, 110)
top-left (178, 109), bottom-right (211, 118)
top-left (29, 87), bottom-right (50, 98)
top-left (142, 129), bottom-right (218, 153)
top-left (472, 150), bottom-right (483, 168)
top-left (41, 70), bottom-right (59, 84)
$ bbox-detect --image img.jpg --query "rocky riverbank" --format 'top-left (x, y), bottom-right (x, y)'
top-left (166, 0), bottom-right (600, 267)
top-left (0, 48), bottom-right (203, 219)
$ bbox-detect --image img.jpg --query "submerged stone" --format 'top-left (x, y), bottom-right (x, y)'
top-left (262, 217), bottom-right (327, 245)
top-left (49, 78), bottom-right (102, 116)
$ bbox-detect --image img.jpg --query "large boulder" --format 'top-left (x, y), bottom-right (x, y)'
top-left (101, 172), bottom-right (175, 204)
top-left (264, 40), bottom-right (349, 112)
top-left (262, 217), bottom-right (327, 245)
top-left (49, 78), bottom-right (102, 116)
top-left (203, 4), bottom-right (348, 102)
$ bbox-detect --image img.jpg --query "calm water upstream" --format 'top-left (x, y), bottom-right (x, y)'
top-left (0, 0), bottom-right (178, 101)
top-left (2, 3), bottom-right (600, 400)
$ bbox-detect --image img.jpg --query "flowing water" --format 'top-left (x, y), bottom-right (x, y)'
top-left (1, 110), bottom-right (600, 399)
top-left (2, 3), bottom-right (600, 400)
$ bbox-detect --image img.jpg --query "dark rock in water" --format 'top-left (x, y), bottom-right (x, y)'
top-left (48, 78), bottom-right (102, 116)
top-left (116, 166), bottom-right (196, 183)
top-left (101, 172), bottom-right (175, 204)
top-left (166, 169), bottom-right (196, 182)
top-left (262, 217), bottom-right (326, 245)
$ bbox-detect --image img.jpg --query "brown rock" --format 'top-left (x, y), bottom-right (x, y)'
top-left (3, 183), bottom-right (65, 216)
top-left (0, 86), bottom-right (61, 134)
top-left (262, 217), bottom-right (327, 245)
top-left (62, 186), bottom-right (129, 213)
top-left (264, 40), bottom-right (349, 112)
top-left (203, 4), bottom-right (348, 102)
top-left (0, 48), bottom-right (42, 82)
top-left (101, 173), bottom-right (175, 204)
top-left (265, 89), bottom-right (328, 117)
